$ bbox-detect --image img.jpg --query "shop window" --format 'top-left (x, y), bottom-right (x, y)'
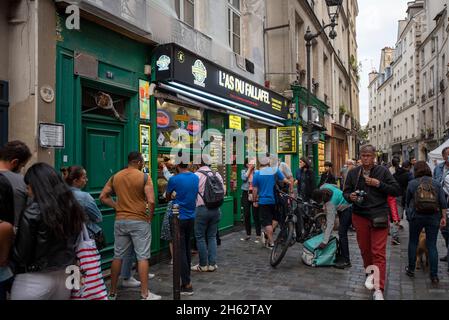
top-left (156, 152), bottom-right (199, 205)
top-left (156, 99), bottom-right (203, 150)
top-left (245, 120), bottom-right (272, 161)
top-left (82, 87), bottom-right (126, 121)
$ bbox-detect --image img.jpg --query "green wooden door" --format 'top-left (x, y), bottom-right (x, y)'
top-left (82, 120), bottom-right (125, 194)
top-left (82, 119), bottom-right (125, 265)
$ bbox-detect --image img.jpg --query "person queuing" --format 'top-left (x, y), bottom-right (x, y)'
top-left (252, 156), bottom-right (290, 248)
top-left (11, 163), bottom-right (85, 300)
top-left (433, 146), bottom-right (449, 263)
top-left (343, 145), bottom-right (400, 300)
top-left (191, 155), bottom-right (225, 273)
top-left (0, 141), bottom-right (31, 227)
top-left (159, 160), bottom-right (175, 265)
top-left (0, 174), bottom-right (15, 300)
top-left (296, 157), bottom-right (315, 202)
top-left (319, 161), bottom-right (337, 187)
top-left (166, 160), bottom-right (199, 296)
top-left (240, 158), bottom-right (262, 243)
top-left (405, 161), bottom-right (447, 284)
top-left (65, 166), bottom-right (105, 249)
top-left (100, 152), bottom-right (160, 301)
top-left (312, 184), bottom-right (352, 269)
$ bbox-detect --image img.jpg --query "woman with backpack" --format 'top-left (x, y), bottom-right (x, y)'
top-left (405, 161), bottom-right (447, 285)
top-left (11, 163), bottom-right (85, 300)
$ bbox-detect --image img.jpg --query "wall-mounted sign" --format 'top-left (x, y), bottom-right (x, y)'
top-left (139, 80), bottom-right (150, 120)
top-left (156, 55), bottom-right (171, 71)
top-left (301, 106), bottom-right (320, 123)
top-left (140, 125), bottom-right (151, 173)
top-left (40, 85), bottom-right (55, 103)
top-left (298, 126), bottom-right (303, 158)
top-left (277, 127), bottom-right (296, 154)
top-left (39, 123), bottom-right (65, 148)
top-left (229, 115), bottom-right (242, 130)
top-left (187, 120), bottom-right (201, 136)
top-left (153, 43), bottom-right (289, 121)
top-left (318, 141), bottom-right (325, 174)
top-left (192, 59), bottom-right (207, 87)
top-left (157, 110), bottom-right (171, 128)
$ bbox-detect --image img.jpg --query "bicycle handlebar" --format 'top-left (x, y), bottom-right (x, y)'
top-left (277, 191), bottom-right (322, 209)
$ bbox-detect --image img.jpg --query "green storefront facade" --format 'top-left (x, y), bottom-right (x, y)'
top-left (55, 17), bottom-right (289, 267)
top-left (289, 85), bottom-right (329, 184)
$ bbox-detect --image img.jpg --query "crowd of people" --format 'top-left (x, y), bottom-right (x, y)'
top-left (0, 139), bottom-right (448, 301)
top-left (240, 145), bottom-right (448, 300)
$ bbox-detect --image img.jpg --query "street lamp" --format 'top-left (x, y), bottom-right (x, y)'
top-left (304, 0), bottom-right (342, 175)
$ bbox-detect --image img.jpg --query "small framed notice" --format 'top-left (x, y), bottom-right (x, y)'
top-left (39, 123), bottom-right (65, 148)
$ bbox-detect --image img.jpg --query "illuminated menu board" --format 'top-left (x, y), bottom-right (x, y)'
top-left (318, 141), bottom-right (325, 174)
top-left (277, 127), bottom-right (297, 154)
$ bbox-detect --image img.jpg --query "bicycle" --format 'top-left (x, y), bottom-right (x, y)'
top-left (269, 191), bottom-right (327, 267)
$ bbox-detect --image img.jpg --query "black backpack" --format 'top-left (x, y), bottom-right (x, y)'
top-left (414, 178), bottom-right (439, 214)
top-left (197, 170), bottom-right (225, 209)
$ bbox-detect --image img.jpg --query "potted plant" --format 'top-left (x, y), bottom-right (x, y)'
top-left (420, 129), bottom-right (426, 139)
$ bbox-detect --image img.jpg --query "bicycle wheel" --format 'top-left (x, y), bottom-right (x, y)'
top-left (312, 213), bottom-right (327, 237)
top-left (270, 220), bottom-right (294, 267)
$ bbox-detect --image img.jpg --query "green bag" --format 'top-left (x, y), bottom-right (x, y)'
top-left (302, 233), bottom-right (338, 267)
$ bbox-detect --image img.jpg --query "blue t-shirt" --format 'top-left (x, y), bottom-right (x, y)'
top-left (167, 172), bottom-right (199, 220)
top-left (252, 167), bottom-right (285, 205)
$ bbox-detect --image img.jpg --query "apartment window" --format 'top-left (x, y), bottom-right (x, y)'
top-left (175, 0), bottom-right (195, 27)
top-left (431, 37), bottom-right (436, 53)
top-left (310, 0), bottom-right (315, 11)
top-left (421, 48), bottom-right (425, 66)
top-left (228, 0), bottom-right (241, 55)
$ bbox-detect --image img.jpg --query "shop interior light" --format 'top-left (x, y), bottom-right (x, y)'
top-left (159, 83), bottom-right (284, 127)
top-left (167, 81), bottom-right (286, 122)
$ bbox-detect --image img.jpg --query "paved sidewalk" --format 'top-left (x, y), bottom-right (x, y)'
top-left (107, 222), bottom-right (449, 300)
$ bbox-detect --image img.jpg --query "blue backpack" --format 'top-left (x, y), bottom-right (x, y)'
top-left (301, 233), bottom-right (338, 267)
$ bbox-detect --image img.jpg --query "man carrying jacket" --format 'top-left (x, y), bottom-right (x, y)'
top-left (343, 145), bottom-right (400, 300)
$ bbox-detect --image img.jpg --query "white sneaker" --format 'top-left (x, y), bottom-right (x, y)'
top-left (141, 291), bottom-right (162, 300)
top-left (365, 274), bottom-right (375, 291)
top-left (208, 264), bottom-right (218, 272)
top-left (373, 289), bottom-right (384, 300)
top-left (121, 276), bottom-right (141, 288)
top-left (260, 231), bottom-right (266, 247)
top-left (148, 273), bottom-right (155, 279)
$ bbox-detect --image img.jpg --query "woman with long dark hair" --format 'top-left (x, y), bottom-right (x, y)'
top-left (0, 174), bottom-right (15, 300)
top-left (11, 163), bottom-right (85, 300)
top-left (65, 166), bottom-right (104, 248)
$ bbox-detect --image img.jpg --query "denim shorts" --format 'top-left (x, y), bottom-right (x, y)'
top-left (114, 220), bottom-right (152, 261)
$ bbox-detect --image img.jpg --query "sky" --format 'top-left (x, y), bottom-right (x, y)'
top-left (357, 0), bottom-right (411, 126)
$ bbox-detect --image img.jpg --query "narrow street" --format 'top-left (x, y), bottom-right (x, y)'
top-left (109, 223), bottom-right (449, 300)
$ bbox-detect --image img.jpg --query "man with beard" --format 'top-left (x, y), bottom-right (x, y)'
top-left (0, 141), bottom-right (32, 226)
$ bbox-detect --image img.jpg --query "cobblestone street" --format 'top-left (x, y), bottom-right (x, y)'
top-left (108, 221), bottom-right (449, 300)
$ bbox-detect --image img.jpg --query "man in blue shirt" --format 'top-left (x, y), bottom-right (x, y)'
top-left (253, 156), bottom-right (289, 248)
top-left (167, 162), bottom-right (199, 296)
